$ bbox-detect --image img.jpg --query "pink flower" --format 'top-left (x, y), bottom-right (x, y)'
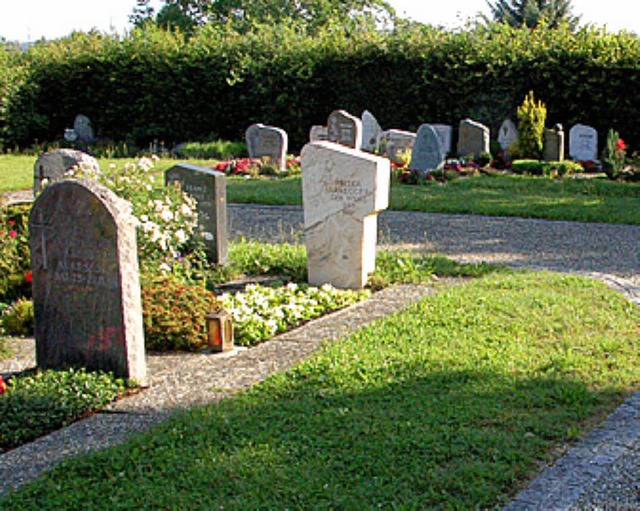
top-left (9, 230), bottom-right (17, 238)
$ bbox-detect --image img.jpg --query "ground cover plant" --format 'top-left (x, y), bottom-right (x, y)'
top-left (0, 368), bottom-right (132, 452)
top-left (1, 271), bottom-right (637, 509)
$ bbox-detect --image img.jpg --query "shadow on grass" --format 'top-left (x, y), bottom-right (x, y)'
top-left (2, 367), bottom-right (623, 510)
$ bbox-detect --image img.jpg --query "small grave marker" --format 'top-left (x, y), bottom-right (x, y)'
top-left (409, 124), bottom-right (446, 174)
top-left (361, 110), bottom-right (382, 153)
top-left (377, 129), bottom-right (416, 165)
top-left (544, 124), bottom-right (565, 162)
top-left (457, 118), bottom-right (490, 158)
top-left (33, 149), bottom-right (99, 196)
top-left (245, 123), bottom-right (288, 171)
top-left (165, 163), bottom-right (228, 265)
top-left (327, 110), bottom-right (363, 150)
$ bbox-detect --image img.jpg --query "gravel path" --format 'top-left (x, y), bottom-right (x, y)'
top-left (1, 203), bottom-right (638, 509)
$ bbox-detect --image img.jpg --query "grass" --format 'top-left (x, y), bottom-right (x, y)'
top-left (1, 271), bottom-right (637, 509)
top-left (3, 156), bottom-right (638, 224)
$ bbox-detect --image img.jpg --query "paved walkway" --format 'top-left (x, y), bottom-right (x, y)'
top-left (1, 204), bottom-right (639, 509)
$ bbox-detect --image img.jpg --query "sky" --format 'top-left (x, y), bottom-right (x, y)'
top-left (0, 0), bottom-right (636, 42)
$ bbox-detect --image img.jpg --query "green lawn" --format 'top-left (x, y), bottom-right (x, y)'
top-left (1, 271), bottom-right (638, 509)
top-left (2, 156), bottom-right (638, 224)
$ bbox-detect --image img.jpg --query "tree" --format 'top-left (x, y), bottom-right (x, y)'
top-left (486, 0), bottom-right (580, 29)
top-left (131, 0), bottom-right (397, 34)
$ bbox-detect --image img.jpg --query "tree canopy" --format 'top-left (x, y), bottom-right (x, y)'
top-left (486, 0), bottom-right (580, 29)
top-left (131, 0), bottom-right (397, 33)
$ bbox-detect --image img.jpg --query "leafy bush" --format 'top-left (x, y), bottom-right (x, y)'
top-left (0, 203), bottom-right (32, 302)
top-left (66, 156), bottom-right (207, 276)
top-left (141, 277), bottom-right (220, 351)
top-left (1, 297), bottom-right (34, 336)
top-left (0, 368), bottom-right (129, 451)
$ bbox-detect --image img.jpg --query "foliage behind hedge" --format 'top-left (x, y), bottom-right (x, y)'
top-left (2, 23), bottom-right (640, 153)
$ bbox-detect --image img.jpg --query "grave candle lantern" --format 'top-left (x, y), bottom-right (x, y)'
top-left (205, 311), bottom-right (234, 352)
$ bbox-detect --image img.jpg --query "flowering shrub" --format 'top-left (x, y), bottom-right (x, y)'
top-left (213, 155), bottom-right (302, 177)
top-left (142, 277), bottom-right (220, 351)
top-left (0, 204), bottom-right (32, 302)
top-left (602, 129), bottom-right (627, 180)
top-left (66, 157), bottom-right (204, 274)
top-left (219, 283), bottom-right (370, 346)
top-left (1, 297), bottom-right (34, 336)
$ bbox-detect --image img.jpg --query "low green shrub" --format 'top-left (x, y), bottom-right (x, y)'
top-left (173, 140), bottom-right (247, 160)
top-left (1, 298), bottom-right (34, 337)
top-left (142, 277), bottom-right (220, 351)
top-left (511, 160), bottom-right (583, 177)
top-left (0, 368), bottom-right (129, 451)
top-left (601, 128), bottom-right (627, 180)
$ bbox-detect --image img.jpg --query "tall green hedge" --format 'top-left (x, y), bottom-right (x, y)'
top-left (2, 23), bottom-right (640, 153)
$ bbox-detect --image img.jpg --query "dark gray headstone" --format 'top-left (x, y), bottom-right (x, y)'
top-left (165, 164), bottom-right (228, 265)
top-left (33, 149), bottom-right (99, 196)
top-left (430, 124), bottom-right (453, 154)
top-left (29, 179), bottom-right (147, 384)
top-left (457, 118), bottom-right (490, 158)
top-left (327, 110), bottom-right (363, 150)
top-left (73, 114), bottom-right (95, 144)
top-left (409, 124), bottom-right (445, 174)
top-left (544, 124), bottom-right (565, 162)
top-left (245, 123), bottom-right (288, 171)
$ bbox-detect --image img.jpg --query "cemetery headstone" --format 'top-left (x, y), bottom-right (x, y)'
top-left (327, 110), bottom-right (363, 150)
top-left (361, 110), bottom-right (382, 153)
top-left (29, 179), bottom-right (147, 384)
top-left (33, 148), bottom-right (100, 196)
top-left (544, 124), bottom-right (565, 162)
top-left (498, 118), bottom-right (519, 153)
top-left (457, 118), bottom-right (490, 158)
top-left (73, 114), bottom-right (95, 144)
top-left (409, 124), bottom-right (445, 174)
top-left (301, 141), bottom-right (390, 289)
top-left (309, 125), bottom-right (329, 142)
top-left (429, 124), bottom-right (453, 155)
top-left (245, 123), bottom-right (288, 171)
top-left (569, 124), bottom-right (598, 161)
top-left (165, 163), bottom-right (228, 265)
top-left (377, 129), bottom-right (416, 165)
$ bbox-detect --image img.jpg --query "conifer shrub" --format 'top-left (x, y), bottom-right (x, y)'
top-left (516, 91), bottom-right (547, 160)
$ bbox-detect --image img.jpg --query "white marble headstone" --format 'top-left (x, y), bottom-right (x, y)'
top-left (569, 124), bottom-right (598, 161)
top-left (361, 110), bottom-right (382, 153)
top-left (301, 141), bottom-right (390, 289)
top-left (498, 119), bottom-right (519, 151)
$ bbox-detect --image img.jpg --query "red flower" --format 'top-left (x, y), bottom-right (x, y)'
top-left (616, 138), bottom-right (627, 151)
top-left (0, 376), bottom-right (7, 394)
top-left (7, 220), bottom-right (15, 226)
top-left (9, 230), bottom-right (17, 238)
top-left (25, 271), bottom-right (32, 283)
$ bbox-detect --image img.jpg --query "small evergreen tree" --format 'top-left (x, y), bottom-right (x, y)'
top-left (517, 91), bottom-right (547, 160)
top-left (486, 0), bottom-right (580, 29)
